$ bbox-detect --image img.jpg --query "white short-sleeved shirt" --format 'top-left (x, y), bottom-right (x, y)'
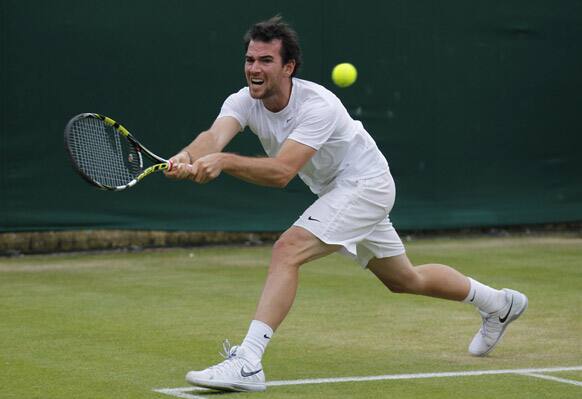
top-left (217, 78), bottom-right (389, 194)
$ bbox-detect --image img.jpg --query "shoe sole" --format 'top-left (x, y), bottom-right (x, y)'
top-left (472, 289), bottom-right (528, 357)
top-left (186, 377), bottom-right (266, 392)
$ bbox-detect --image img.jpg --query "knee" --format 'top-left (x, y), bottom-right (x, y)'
top-left (270, 230), bottom-right (310, 269)
top-left (272, 235), bottom-right (295, 256)
top-left (272, 233), bottom-right (299, 258)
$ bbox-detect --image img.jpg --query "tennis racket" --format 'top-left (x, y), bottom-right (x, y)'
top-left (64, 113), bottom-right (172, 191)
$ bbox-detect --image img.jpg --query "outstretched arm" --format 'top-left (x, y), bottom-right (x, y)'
top-left (185, 139), bottom-right (316, 188)
top-left (164, 116), bottom-right (241, 179)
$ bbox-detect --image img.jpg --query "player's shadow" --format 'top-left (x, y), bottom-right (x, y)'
top-left (187, 387), bottom-right (246, 397)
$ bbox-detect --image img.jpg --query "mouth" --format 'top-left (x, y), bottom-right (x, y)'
top-left (250, 77), bottom-right (264, 87)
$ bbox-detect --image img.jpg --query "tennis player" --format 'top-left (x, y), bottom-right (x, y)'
top-left (165, 16), bottom-right (528, 392)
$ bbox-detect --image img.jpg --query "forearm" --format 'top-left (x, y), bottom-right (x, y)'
top-left (181, 131), bottom-right (225, 162)
top-left (221, 153), bottom-right (295, 188)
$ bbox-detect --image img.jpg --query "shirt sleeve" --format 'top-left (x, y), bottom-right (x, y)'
top-left (217, 88), bottom-right (251, 132)
top-left (288, 97), bottom-right (337, 151)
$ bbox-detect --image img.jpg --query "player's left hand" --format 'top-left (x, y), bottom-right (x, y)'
top-left (188, 153), bottom-right (224, 184)
top-left (164, 151), bottom-right (192, 180)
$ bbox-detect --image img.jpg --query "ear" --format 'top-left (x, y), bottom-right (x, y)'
top-left (284, 59), bottom-right (296, 77)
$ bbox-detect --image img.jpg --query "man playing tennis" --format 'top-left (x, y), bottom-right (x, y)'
top-left (165, 16), bottom-right (527, 392)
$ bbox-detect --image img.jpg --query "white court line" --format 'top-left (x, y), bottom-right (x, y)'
top-left (519, 372), bottom-right (582, 387)
top-left (154, 388), bottom-right (206, 399)
top-left (267, 365), bottom-right (582, 386)
top-left (154, 387), bottom-right (209, 399)
top-left (153, 365), bottom-right (582, 398)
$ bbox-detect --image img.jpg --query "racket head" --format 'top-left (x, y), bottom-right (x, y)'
top-left (64, 113), bottom-right (144, 190)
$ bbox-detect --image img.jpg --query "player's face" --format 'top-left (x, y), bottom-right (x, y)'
top-left (245, 39), bottom-right (295, 107)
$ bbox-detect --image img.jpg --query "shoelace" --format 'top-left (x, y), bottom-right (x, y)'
top-left (207, 339), bottom-right (241, 375)
top-left (220, 339), bottom-right (237, 359)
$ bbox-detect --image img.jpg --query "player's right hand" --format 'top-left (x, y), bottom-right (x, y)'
top-left (164, 151), bottom-right (192, 179)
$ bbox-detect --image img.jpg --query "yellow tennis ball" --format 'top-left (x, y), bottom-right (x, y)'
top-left (332, 63), bottom-right (358, 88)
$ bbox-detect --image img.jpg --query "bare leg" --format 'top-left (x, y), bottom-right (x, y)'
top-left (367, 253), bottom-right (470, 301)
top-left (254, 226), bottom-right (340, 330)
top-left (185, 229), bottom-right (338, 391)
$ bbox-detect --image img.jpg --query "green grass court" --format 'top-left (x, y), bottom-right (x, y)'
top-left (1, 236), bottom-right (581, 398)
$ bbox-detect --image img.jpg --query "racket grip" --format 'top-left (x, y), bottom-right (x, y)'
top-left (167, 160), bottom-right (173, 172)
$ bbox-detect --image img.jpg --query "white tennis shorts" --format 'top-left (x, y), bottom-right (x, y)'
top-left (293, 172), bottom-right (405, 267)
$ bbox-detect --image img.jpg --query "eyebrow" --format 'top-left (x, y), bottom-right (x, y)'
top-left (246, 55), bottom-right (275, 61)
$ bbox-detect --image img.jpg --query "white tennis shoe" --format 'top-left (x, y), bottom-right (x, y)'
top-left (469, 288), bottom-right (528, 356)
top-left (185, 340), bottom-right (266, 392)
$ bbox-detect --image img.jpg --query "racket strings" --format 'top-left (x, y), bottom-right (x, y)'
top-left (67, 117), bottom-right (142, 188)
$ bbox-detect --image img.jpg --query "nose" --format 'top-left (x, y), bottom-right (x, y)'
top-left (248, 60), bottom-right (260, 74)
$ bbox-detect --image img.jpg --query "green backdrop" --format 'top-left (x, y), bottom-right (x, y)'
top-left (1, 0), bottom-right (581, 232)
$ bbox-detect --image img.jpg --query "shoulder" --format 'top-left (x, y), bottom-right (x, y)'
top-left (225, 87), bottom-right (253, 103)
top-left (294, 78), bottom-right (337, 100)
top-left (293, 78), bottom-right (341, 117)
top-left (222, 87), bottom-right (259, 113)
top-left (294, 79), bottom-right (340, 108)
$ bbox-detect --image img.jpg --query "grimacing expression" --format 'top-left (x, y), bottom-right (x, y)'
top-left (245, 39), bottom-right (295, 101)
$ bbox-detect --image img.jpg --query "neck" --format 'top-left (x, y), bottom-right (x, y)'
top-left (263, 78), bottom-right (293, 112)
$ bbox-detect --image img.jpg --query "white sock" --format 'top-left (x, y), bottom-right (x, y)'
top-left (240, 320), bottom-right (273, 362)
top-left (463, 277), bottom-right (507, 313)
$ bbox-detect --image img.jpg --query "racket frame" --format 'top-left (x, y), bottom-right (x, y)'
top-left (64, 113), bottom-right (172, 191)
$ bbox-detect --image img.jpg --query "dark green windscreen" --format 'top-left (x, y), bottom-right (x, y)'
top-left (1, 0), bottom-right (581, 232)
